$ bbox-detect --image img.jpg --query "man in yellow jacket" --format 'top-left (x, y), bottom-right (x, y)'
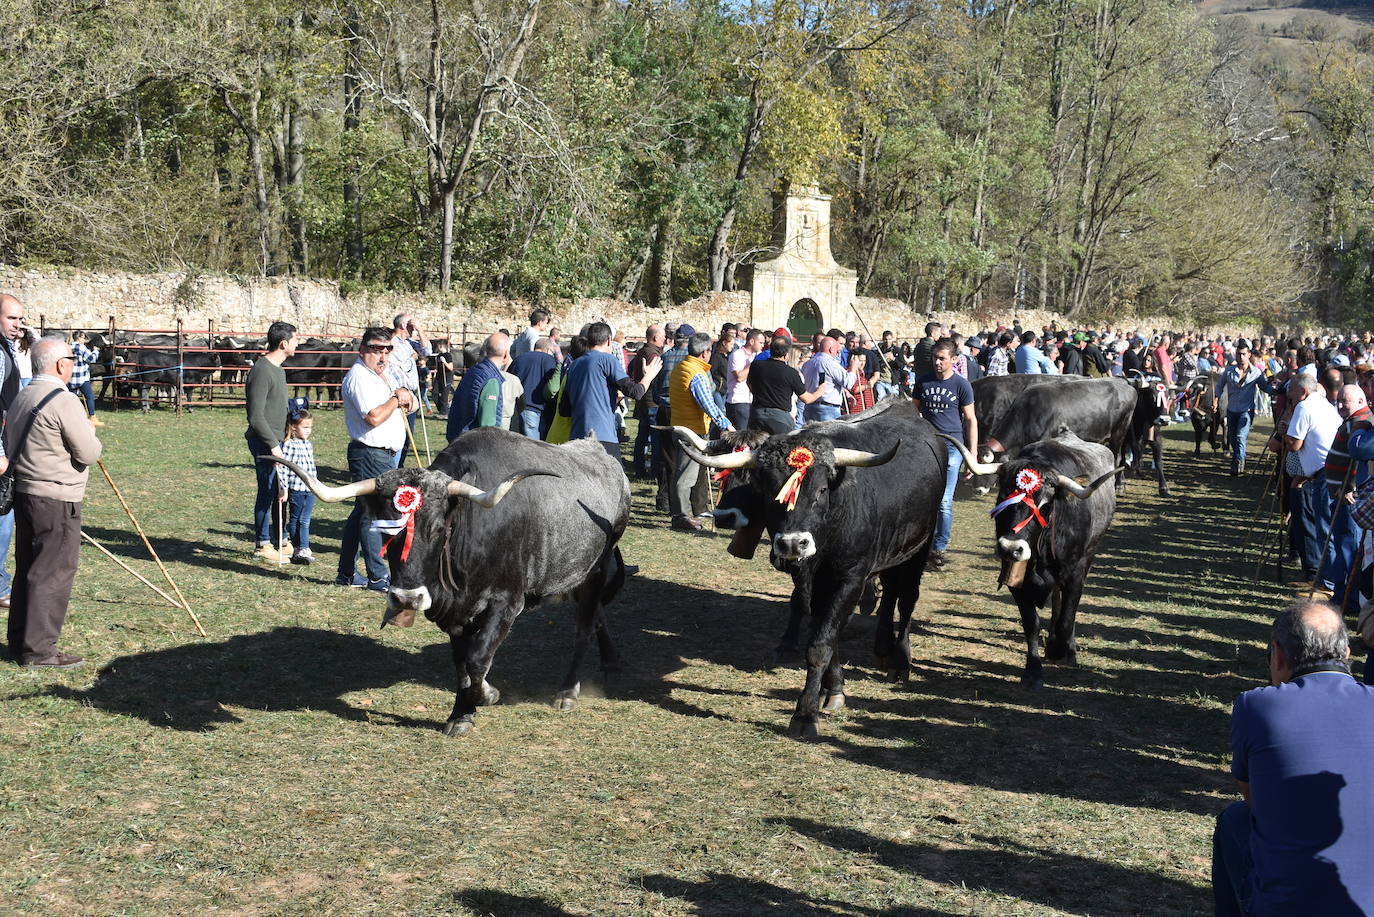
top-left (668, 331), bottom-right (734, 532)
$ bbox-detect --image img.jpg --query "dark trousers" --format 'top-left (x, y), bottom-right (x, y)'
top-left (69, 380), bottom-right (95, 416)
top-left (633, 405), bottom-right (657, 475)
top-left (337, 442), bottom-right (398, 582)
top-left (397, 411), bottom-right (417, 467)
top-left (8, 493), bottom-right (81, 662)
top-left (750, 406), bottom-right (794, 435)
top-left (1212, 801), bottom-right (1252, 917)
top-left (725, 401), bottom-right (751, 431)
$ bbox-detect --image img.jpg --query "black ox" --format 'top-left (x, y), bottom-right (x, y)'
top-left (951, 431), bottom-right (1120, 688)
top-left (671, 400), bottom-right (943, 739)
top-left (271, 427), bottom-right (628, 736)
top-left (970, 374), bottom-right (1076, 494)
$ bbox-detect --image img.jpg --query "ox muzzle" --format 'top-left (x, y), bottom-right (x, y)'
top-left (773, 531), bottom-right (817, 563)
top-left (383, 585), bottom-right (432, 628)
top-left (996, 536), bottom-right (1032, 563)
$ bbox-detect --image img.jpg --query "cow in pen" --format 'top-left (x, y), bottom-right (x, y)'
top-left (269, 426), bottom-right (629, 737)
top-left (951, 430), bottom-right (1121, 689)
top-left (669, 400), bottom-right (943, 739)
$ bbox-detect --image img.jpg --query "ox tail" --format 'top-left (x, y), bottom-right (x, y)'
top-left (601, 546), bottom-right (626, 606)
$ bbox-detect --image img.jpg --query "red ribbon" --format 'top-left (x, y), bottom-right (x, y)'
top-left (775, 447), bottom-right (816, 511)
top-left (989, 468), bottom-right (1048, 533)
top-left (380, 485), bottom-right (423, 561)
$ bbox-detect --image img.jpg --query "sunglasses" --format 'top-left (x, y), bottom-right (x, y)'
top-left (365, 344), bottom-right (394, 353)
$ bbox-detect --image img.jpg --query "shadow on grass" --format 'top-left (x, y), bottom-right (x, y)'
top-left (449, 888), bottom-right (581, 916)
top-left (773, 817), bottom-right (1206, 916)
top-left (640, 871), bottom-right (957, 916)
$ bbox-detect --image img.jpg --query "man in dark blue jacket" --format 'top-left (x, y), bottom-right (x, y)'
top-left (508, 337), bottom-right (558, 439)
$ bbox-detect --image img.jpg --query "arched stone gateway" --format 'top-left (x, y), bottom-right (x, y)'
top-left (743, 184), bottom-right (857, 336)
top-left (787, 298), bottom-right (822, 339)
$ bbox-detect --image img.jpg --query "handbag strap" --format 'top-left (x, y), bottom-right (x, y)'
top-left (4, 387), bottom-right (66, 467)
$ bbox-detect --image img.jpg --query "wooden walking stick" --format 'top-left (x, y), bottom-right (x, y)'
top-left (97, 459), bottom-right (205, 637)
top-left (404, 410), bottom-right (425, 468)
top-left (80, 531), bottom-right (183, 609)
top-left (419, 409), bottom-right (432, 465)
top-left (276, 495), bottom-right (286, 567)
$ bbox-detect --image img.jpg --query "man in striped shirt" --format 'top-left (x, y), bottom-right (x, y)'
top-left (1321, 385), bottom-right (1373, 611)
top-left (986, 332), bottom-right (1014, 376)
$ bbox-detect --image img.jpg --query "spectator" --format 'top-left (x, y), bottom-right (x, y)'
top-left (1015, 331), bottom-right (1057, 374)
top-left (447, 333), bottom-right (512, 439)
top-left (747, 335), bottom-right (829, 434)
top-left (388, 314), bottom-right (429, 466)
top-left (912, 339), bottom-right (976, 572)
top-left (668, 331), bottom-right (733, 531)
top-left (566, 322), bottom-right (660, 459)
top-left (512, 308), bottom-right (551, 359)
top-left (874, 331), bottom-right (900, 399)
top-left (5, 336), bottom-right (102, 668)
top-left (14, 328), bottom-right (34, 388)
top-left (243, 320), bottom-right (298, 561)
top-left (1215, 341), bottom-right (1275, 476)
top-left (336, 328), bottom-right (413, 592)
top-left (547, 327), bottom-right (563, 362)
top-left (800, 336), bottom-right (855, 423)
top-left (629, 324), bottom-right (665, 478)
top-left (508, 337), bottom-right (558, 439)
top-left (912, 322), bottom-right (942, 377)
top-left (1081, 333), bottom-right (1112, 377)
top-left (277, 405), bottom-right (317, 565)
top-left (430, 339), bottom-right (454, 417)
top-left (1285, 374), bottom-right (1341, 592)
top-left (1059, 333), bottom-right (1085, 376)
top-left (0, 296), bottom-right (26, 609)
top-left (68, 331), bottom-right (103, 427)
top-left (725, 328), bottom-right (765, 430)
top-left (1321, 384), bottom-right (1372, 612)
top-left (1213, 599), bottom-right (1374, 917)
top-left (987, 332), bottom-right (1015, 377)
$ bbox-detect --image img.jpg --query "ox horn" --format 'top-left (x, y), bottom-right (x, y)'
top-left (833, 443), bottom-right (901, 467)
top-left (938, 434), bottom-right (1003, 475)
top-left (260, 456), bottom-right (376, 502)
top-left (678, 439), bottom-right (757, 470)
top-left (652, 425), bottom-right (710, 452)
top-left (447, 470), bottom-right (554, 508)
top-left (1055, 466), bottom-right (1127, 500)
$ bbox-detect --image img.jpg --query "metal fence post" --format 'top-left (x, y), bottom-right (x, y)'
top-left (175, 317), bottom-right (184, 417)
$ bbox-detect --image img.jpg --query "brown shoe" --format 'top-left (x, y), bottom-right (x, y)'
top-left (671, 516), bottom-right (703, 532)
top-left (89, 416), bottom-right (106, 428)
top-left (22, 652), bottom-right (84, 669)
top-left (0, 594), bottom-right (10, 609)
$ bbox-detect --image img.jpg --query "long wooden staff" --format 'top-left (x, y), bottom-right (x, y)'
top-left (80, 531), bottom-right (182, 609)
top-left (97, 459), bottom-right (205, 637)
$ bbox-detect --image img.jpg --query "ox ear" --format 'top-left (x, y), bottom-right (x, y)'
top-left (447, 469), bottom-right (558, 507)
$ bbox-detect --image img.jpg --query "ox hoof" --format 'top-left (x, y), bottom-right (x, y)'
top-left (787, 717), bottom-right (821, 741)
top-left (1021, 673), bottom-right (1045, 690)
top-left (552, 692), bottom-right (579, 713)
top-left (820, 692), bottom-right (846, 714)
top-left (1158, 487), bottom-right (1172, 498)
top-left (476, 683), bottom-right (501, 706)
top-left (442, 717), bottom-right (475, 737)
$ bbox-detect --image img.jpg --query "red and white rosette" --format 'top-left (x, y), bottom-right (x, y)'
top-left (989, 467), bottom-right (1047, 534)
top-left (372, 485), bottom-right (424, 560)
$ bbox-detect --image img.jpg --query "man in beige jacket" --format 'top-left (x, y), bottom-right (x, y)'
top-left (5, 336), bottom-right (102, 668)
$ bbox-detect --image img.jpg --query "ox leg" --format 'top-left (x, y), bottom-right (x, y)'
top-left (442, 606), bottom-right (518, 738)
top-left (1153, 431), bottom-right (1170, 496)
top-left (772, 569), bottom-right (808, 667)
top-left (443, 631), bottom-right (479, 736)
top-left (1010, 586), bottom-right (1046, 690)
top-left (789, 573), bottom-right (864, 740)
top-left (554, 577), bottom-right (609, 712)
top-left (873, 554), bottom-right (923, 684)
top-left (1045, 567), bottom-right (1086, 667)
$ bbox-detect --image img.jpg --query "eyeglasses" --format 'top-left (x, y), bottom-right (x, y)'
top-left (365, 344), bottom-right (394, 353)
top-left (58, 356), bottom-right (74, 364)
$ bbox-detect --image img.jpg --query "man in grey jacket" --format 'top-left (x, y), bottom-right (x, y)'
top-left (5, 337), bottom-right (102, 668)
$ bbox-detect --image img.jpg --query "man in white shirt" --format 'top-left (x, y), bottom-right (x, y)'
top-left (336, 327), bottom-right (414, 591)
top-left (1285, 374), bottom-right (1342, 591)
top-left (724, 328), bottom-right (764, 430)
top-left (511, 308), bottom-right (551, 359)
top-left (388, 313), bottom-right (430, 467)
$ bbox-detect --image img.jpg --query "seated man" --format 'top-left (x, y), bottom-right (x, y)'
top-left (1213, 599), bottom-right (1374, 916)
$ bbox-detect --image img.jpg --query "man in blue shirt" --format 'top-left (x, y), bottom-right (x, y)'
top-left (800, 336), bottom-right (855, 423)
top-left (1014, 331), bottom-right (1058, 374)
top-left (912, 340), bottom-right (976, 571)
top-left (508, 337), bottom-right (558, 439)
top-left (566, 322), bottom-right (660, 458)
top-left (1214, 340), bottom-right (1276, 475)
top-left (1213, 599), bottom-right (1374, 916)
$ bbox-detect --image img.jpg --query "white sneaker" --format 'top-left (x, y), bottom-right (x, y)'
top-left (290, 549), bottom-right (315, 566)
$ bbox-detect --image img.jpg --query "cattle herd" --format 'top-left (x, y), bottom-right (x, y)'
top-left (265, 368), bottom-right (1192, 739)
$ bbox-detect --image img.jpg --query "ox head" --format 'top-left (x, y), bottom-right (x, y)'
top-left (665, 426), bottom-right (898, 572)
top-left (261, 457), bottom-right (547, 627)
top-left (988, 456), bottom-right (1118, 585)
top-left (1127, 370), bottom-right (1171, 425)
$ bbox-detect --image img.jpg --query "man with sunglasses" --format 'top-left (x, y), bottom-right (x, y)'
top-left (336, 328), bottom-right (414, 592)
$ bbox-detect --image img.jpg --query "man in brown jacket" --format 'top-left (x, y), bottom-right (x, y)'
top-left (5, 336), bottom-right (102, 668)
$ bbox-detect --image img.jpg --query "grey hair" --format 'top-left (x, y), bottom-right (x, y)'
top-left (483, 332), bottom-right (511, 358)
top-left (687, 332), bottom-right (712, 358)
top-left (1292, 374), bottom-right (1320, 397)
top-left (32, 335), bottom-right (69, 375)
top-left (1272, 599), bottom-right (1348, 669)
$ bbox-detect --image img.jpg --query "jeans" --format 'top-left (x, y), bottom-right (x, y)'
top-left (935, 442), bottom-right (960, 552)
top-left (1294, 477), bottom-right (1334, 584)
top-left (1226, 411), bottom-right (1253, 465)
top-left (69, 380), bottom-right (95, 416)
top-left (725, 402), bottom-right (751, 432)
top-left (246, 434), bottom-right (281, 546)
top-left (285, 490), bottom-right (315, 553)
top-left (1212, 801), bottom-right (1252, 917)
top-left (633, 406), bottom-right (658, 474)
top-left (1322, 499), bottom-right (1360, 607)
top-left (518, 406), bottom-right (542, 440)
top-left (750, 407), bottom-right (795, 435)
top-left (804, 402), bottom-right (841, 424)
top-left (873, 381), bottom-right (898, 401)
top-left (337, 442), bottom-right (398, 582)
top-left (0, 509), bottom-right (12, 597)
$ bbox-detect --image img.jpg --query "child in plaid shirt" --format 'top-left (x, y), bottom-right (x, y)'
top-left (69, 331), bottom-right (104, 427)
top-left (277, 408), bottom-right (317, 565)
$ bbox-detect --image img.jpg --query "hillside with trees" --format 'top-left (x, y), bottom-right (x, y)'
top-left (1, 0), bottom-right (1371, 326)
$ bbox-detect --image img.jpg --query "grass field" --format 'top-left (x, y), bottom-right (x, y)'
top-left (0, 406), bottom-right (1304, 915)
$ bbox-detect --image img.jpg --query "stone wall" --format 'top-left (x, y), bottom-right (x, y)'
top-left (0, 264), bottom-right (1272, 343)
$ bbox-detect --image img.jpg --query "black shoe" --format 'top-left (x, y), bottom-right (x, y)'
top-left (671, 516), bottom-right (704, 532)
top-left (930, 550), bottom-right (947, 571)
top-left (335, 573), bottom-right (368, 588)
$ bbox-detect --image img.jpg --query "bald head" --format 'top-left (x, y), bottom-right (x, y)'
top-left (0, 295), bottom-right (22, 342)
top-left (1271, 599), bottom-right (1348, 683)
top-left (32, 335), bottom-right (71, 377)
top-left (484, 332), bottom-right (511, 359)
top-left (1338, 384), bottom-right (1367, 419)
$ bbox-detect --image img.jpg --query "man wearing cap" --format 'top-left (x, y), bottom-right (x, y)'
top-left (1059, 333), bottom-right (1085, 376)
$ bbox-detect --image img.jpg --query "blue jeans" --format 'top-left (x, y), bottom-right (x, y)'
top-left (337, 442), bottom-right (397, 582)
top-left (1212, 801), bottom-right (1252, 917)
top-left (286, 490), bottom-right (315, 552)
top-left (1226, 411), bottom-right (1253, 465)
top-left (936, 442), bottom-right (960, 552)
top-left (804, 402), bottom-right (841, 424)
top-left (69, 381), bottom-right (95, 416)
top-left (246, 434), bottom-right (281, 546)
top-left (518, 406), bottom-right (542, 440)
top-left (633, 406), bottom-right (658, 474)
top-left (0, 509), bottom-right (12, 597)
top-left (1295, 477), bottom-right (1334, 584)
top-left (1322, 500), bottom-right (1359, 607)
top-left (873, 381), bottom-right (898, 401)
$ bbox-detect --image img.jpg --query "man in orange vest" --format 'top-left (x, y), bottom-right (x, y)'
top-left (669, 331), bottom-right (734, 532)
